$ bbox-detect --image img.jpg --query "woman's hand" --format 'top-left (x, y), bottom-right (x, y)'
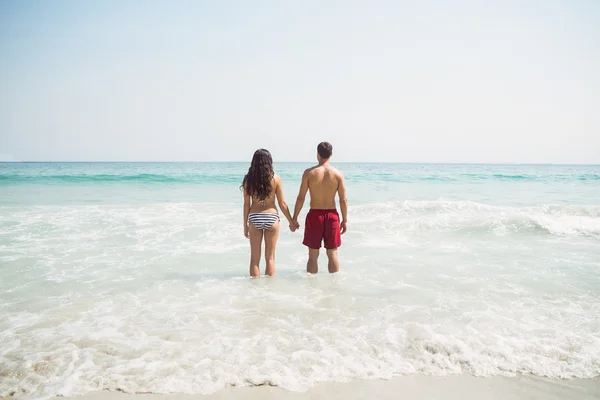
top-left (244, 225), bottom-right (250, 239)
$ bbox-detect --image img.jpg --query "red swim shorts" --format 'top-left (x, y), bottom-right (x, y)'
top-left (303, 209), bottom-right (342, 249)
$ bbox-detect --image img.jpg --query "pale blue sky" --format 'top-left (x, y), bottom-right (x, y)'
top-left (1, 0), bottom-right (598, 163)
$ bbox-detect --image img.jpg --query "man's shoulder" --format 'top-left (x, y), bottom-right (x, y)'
top-left (327, 165), bottom-right (344, 178)
top-left (303, 165), bottom-right (320, 176)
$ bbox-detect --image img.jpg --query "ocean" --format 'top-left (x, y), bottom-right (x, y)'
top-left (0, 162), bottom-right (599, 398)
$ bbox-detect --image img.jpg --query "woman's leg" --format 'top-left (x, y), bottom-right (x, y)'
top-left (263, 220), bottom-right (280, 276)
top-left (249, 224), bottom-right (263, 277)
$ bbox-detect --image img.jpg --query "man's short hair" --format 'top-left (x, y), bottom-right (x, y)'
top-left (317, 142), bottom-right (333, 159)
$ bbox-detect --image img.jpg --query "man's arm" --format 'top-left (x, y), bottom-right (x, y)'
top-left (338, 173), bottom-right (348, 234)
top-left (292, 170), bottom-right (309, 222)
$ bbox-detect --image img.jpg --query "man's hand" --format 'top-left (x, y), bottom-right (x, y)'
top-left (244, 225), bottom-right (249, 239)
top-left (290, 219), bottom-right (300, 232)
top-left (340, 220), bottom-right (347, 235)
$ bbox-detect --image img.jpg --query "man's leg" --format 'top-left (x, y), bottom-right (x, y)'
top-left (323, 211), bottom-right (341, 273)
top-left (307, 248), bottom-right (319, 274)
top-left (326, 248), bottom-right (339, 273)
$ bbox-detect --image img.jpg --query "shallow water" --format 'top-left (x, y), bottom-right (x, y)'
top-left (1, 163), bottom-right (599, 398)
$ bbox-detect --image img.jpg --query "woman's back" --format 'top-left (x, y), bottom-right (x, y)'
top-left (242, 148), bottom-right (278, 214)
top-left (247, 177), bottom-right (278, 213)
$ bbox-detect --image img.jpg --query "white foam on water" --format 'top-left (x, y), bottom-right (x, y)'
top-left (1, 279), bottom-right (599, 398)
top-left (351, 200), bottom-right (600, 244)
top-left (1, 201), bottom-right (599, 398)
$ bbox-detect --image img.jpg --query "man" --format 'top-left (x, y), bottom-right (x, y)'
top-left (292, 142), bottom-right (347, 273)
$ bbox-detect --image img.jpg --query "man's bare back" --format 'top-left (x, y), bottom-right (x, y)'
top-left (305, 164), bottom-right (344, 210)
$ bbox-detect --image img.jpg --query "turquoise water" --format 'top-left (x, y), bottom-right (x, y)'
top-left (1, 163), bottom-right (599, 397)
top-left (2, 162), bottom-right (599, 205)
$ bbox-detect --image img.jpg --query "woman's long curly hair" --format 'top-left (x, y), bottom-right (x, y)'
top-left (241, 149), bottom-right (274, 200)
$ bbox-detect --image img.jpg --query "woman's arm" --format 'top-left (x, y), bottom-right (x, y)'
top-left (275, 176), bottom-right (295, 227)
top-left (243, 186), bottom-right (251, 238)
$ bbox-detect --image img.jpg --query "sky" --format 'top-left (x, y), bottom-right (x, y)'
top-left (0, 0), bottom-right (599, 163)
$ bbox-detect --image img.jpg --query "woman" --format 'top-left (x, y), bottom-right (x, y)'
top-left (241, 149), bottom-right (295, 277)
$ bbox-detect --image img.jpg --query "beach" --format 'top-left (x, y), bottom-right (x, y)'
top-left (55, 376), bottom-right (600, 400)
top-left (1, 162), bottom-right (599, 398)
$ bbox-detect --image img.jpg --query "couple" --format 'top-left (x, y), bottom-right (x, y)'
top-left (242, 142), bottom-right (348, 277)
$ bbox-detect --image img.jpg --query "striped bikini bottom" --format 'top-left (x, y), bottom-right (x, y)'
top-left (248, 213), bottom-right (280, 230)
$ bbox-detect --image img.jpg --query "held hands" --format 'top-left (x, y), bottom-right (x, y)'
top-left (244, 224), bottom-right (249, 239)
top-left (289, 219), bottom-right (300, 232)
top-left (341, 220), bottom-right (347, 235)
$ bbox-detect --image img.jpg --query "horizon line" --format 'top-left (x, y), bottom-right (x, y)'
top-left (1, 161), bottom-right (599, 166)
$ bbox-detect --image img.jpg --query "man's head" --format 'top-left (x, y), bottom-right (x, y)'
top-left (317, 142), bottom-right (333, 162)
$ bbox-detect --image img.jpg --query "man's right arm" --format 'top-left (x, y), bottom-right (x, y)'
top-left (293, 170), bottom-right (309, 222)
top-left (338, 172), bottom-right (348, 234)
